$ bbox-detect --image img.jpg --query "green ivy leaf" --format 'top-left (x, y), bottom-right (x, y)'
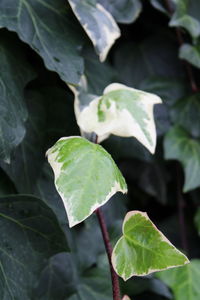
top-left (0, 195), bottom-right (68, 299)
top-left (112, 211), bottom-right (189, 281)
top-left (68, 0), bottom-right (120, 62)
top-left (0, 34), bottom-right (35, 163)
top-left (179, 43), bottom-right (200, 69)
top-left (0, 0), bottom-right (85, 84)
top-left (156, 259), bottom-right (200, 300)
top-left (170, 94), bottom-right (200, 137)
top-left (194, 207), bottom-right (200, 235)
top-left (46, 136), bottom-right (127, 227)
top-left (98, 0), bottom-right (142, 24)
top-left (75, 83), bottom-right (162, 153)
top-left (170, 0), bottom-right (200, 39)
top-left (164, 126), bottom-right (200, 192)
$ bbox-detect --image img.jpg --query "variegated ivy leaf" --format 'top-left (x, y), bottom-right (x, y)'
top-left (68, 0), bottom-right (120, 62)
top-left (122, 296), bottom-right (131, 300)
top-left (112, 211), bottom-right (189, 281)
top-left (46, 136), bottom-right (127, 227)
top-left (74, 83), bottom-right (162, 154)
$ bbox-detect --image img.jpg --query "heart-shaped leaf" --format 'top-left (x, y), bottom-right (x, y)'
top-left (68, 0), bottom-right (120, 62)
top-left (75, 83), bottom-right (162, 153)
top-left (46, 136), bottom-right (127, 227)
top-left (112, 211), bottom-right (189, 281)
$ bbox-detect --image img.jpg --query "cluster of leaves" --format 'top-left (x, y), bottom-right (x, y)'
top-left (0, 0), bottom-right (200, 299)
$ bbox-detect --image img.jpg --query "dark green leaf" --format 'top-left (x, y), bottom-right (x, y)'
top-left (0, 195), bottom-right (68, 299)
top-left (0, 90), bottom-right (46, 193)
top-left (171, 93), bottom-right (200, 137)
top-left (0, 0), bottom-right (85, 84)
top-left (99, 0), bottom-right (142, 24)
top-left (164, 125), bottom-right (200, 192)
top-left (194, 207), bottom-right (200, 236)
top-left (0, 33), bottom-right (35, 163)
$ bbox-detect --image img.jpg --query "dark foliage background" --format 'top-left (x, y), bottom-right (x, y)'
top-left (0, 0), bottom-right (200, 299)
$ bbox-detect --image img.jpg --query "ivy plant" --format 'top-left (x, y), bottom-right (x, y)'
top-left (0, 0), bottom-right (200, 300)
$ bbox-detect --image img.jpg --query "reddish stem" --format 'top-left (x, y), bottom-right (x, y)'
top-left (96, 208), bottom-right (121, 300)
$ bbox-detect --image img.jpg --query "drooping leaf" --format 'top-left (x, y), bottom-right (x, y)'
top-left (112, 211), bottom-right (189, 281)
top-left (0, 34), bottom-right (35, 163)
top-left (170, 93), bottom-right (200, 137)
top-left (164, 125), bottom-right (200, 192)
top-left (35, 252), bottom-right (112, 300)
top-left (156, 259), bottom-right (200, 300)
top-left (75, 83), bottom-right (162, 153)
top-left (0, 195), bottom-right (68, 299)
top-left (179, 43), bottom-right (200, 69)
top-left (98, 0), bottom-right (142, 24)
top-left (170, 0), bottom-right (200, 39)
top-left (150, 0), bottom-right (171, 15)
top-left (194, 207), bottom-right (200, 235)
top-left (0, 0), bottom-right (85, 84)
top-left (0, 90), bottom-right (46, 193)
top-left (68, 0), bottom-right (120, 62)
top-left (46, 136), bottom-right (127, 227)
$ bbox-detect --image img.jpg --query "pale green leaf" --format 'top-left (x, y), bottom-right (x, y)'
top-left (68, 0), bottom-right (120, 62)
top-left (98, 0), bottom-right (142, 24)
top-left (179, 43), bottom-right (200, 68)
top-left (156, 259), bottom-right (200, 300)
top-left (0, 0), bottom-right (85, 84)
top-left (164, 126), bottom-right (200, 192)
top-left (194, 207), bottom-right (200, 235)
top-left (75, 83), bottom-right (162, 154)
top-left (112, 211), bottom-right (189, 281)
top-left (46, 136), bottom-right (127, 227)
top-left (170, 0), bottom-right (200, 38)
top-left (122, 296), bottom-right (131, 300)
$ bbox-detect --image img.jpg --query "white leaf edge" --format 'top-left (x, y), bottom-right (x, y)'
top-left (68, 0), bottom-right (120, 62)
top-left (46, 136), bottom-right (127, 227)
top-left (74, 83), bottom-right (162, 154)
top-left (111, 210), bottom-right (189, 281)
top-left (122, 296), bottom-right (131, 300)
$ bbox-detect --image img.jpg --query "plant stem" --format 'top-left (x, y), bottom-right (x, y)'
top-left (176, 164), bottom-right (189, 254)
top-left (164, 0), bottom-right (199, 93)
top-left (96, 208), bottom-right (121, 300)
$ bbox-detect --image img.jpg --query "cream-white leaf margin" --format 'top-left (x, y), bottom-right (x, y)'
top-left (68, 0), bottom-right (120, 62)
top-left (73, 83), bottom-right (162, 154)
top-left (122, 296), bottom-right (131, 300)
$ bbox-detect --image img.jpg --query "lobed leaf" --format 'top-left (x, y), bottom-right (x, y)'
top-left (156, 259), bottom-right (200, 300)
top-left (46, 136), bottom-right (127, 227)
top-left (164, 126), bottom-right (200, 192)
top-left (0, 0), bottom-right (85, 84)
top-left (112, 211), bottom-right (189, 281)
top-left (68, 0), bottom-right (120, 62)
top-left (75, 83), bottom-right (162, 153)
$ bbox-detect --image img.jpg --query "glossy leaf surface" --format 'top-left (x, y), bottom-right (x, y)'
top-left (47, 136), bottom-right (127, 227)
top-left (164, 126), bottom-right (200, 192)
top-left (68, 0), bottom-right (120, 62)
top-left (0, 195), bottom-right (68, 299)
top-left (112, 211), bottom-right (189, 280)
top-left (0, 0), bottom-right (84, 84)
top-left (75, 83), bottom-right (162, 153)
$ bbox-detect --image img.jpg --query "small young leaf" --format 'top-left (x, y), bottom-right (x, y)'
top-left (122, 295), bottom-right (131, 300)
top-left (112, 211), bottom-right (189, 281)
top-left (156, 259), bottom-right (200, 300)
top-left (164, 126), bottom-right (200, 192)
top-left (68, 0), bottom-right (120, 62)
top-left (179, 43), bottom-right (200, 69)
top-left (75, 83), bottom-right (162, 153)
top-left (46, 136), bottom-right (127, 227)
